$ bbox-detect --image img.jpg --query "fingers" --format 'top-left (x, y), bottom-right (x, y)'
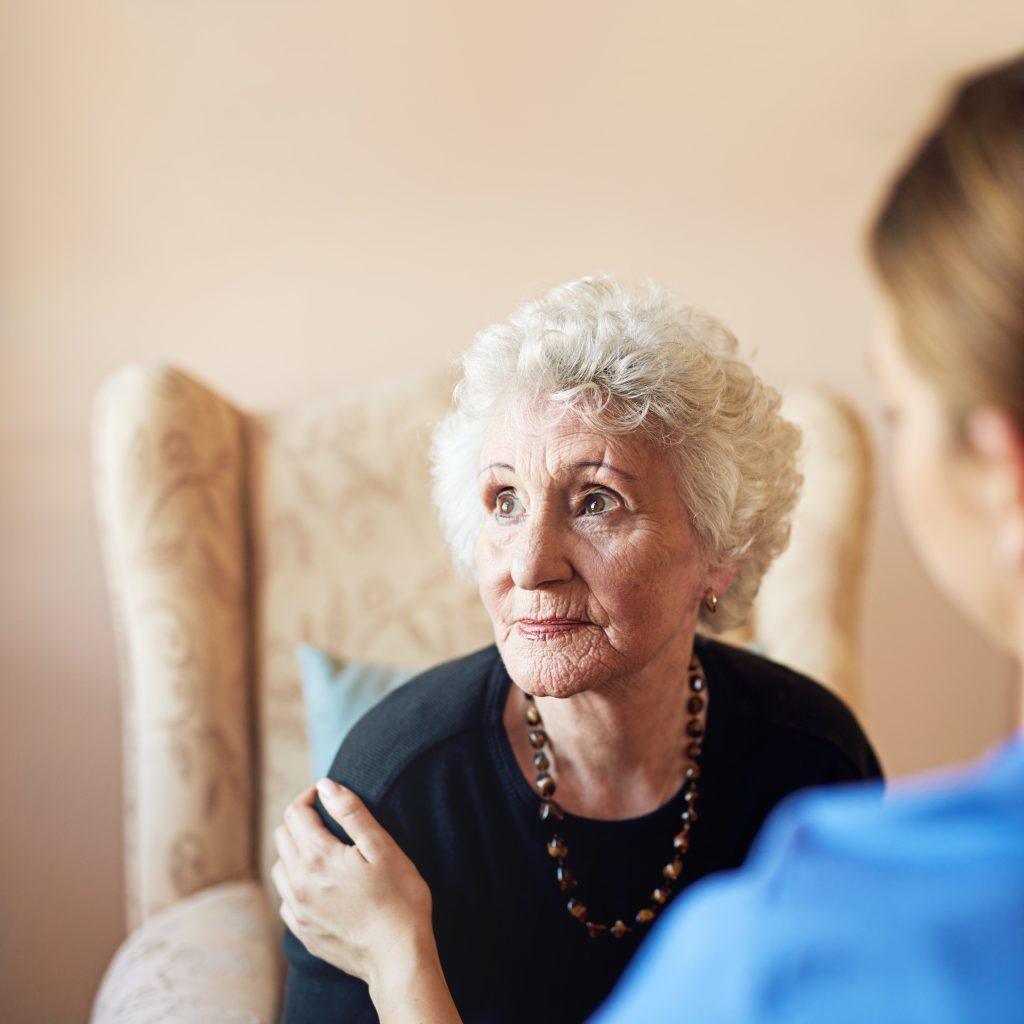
top-left (277, 882), bottom-right (305, 947)
top-left (271, 858), bottom-right (297, 907)
top-left (279, 897), bottom-right (301, 938)
top-left (316, 778), bottom-right (393, 864)
top-left (272, 858), bottom-right (310, 945)
top-left (274, 815), bottom-right (301, 874)
top-left (282, 787), bottom-right (341, 870)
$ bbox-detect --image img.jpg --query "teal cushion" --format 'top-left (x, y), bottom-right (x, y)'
top-left (296, 644), bottom-right (414, 780)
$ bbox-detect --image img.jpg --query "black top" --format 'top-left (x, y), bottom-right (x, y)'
top-left (281, 639), bottom-right (882, 1024)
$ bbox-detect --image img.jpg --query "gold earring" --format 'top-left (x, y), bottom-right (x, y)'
top-left (703, 591), bottom-right (718, 614)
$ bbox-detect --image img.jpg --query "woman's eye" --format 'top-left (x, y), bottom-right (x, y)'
top-left (582, 491), bottom-right (620, 516)
top-left (495, 491), bottom-right (521, 518)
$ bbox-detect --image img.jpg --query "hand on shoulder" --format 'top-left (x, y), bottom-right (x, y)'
top-left (273, 779), bottom-right (437, 995)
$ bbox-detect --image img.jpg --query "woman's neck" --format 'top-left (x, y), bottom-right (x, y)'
top-left (1009, 611), bottom-right (1024, 733)
top-left (502, 648), bottom-right (702, 820)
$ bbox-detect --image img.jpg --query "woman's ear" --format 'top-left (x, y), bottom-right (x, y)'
top-left (705, 561), bottom-right (740, 600)
top-left (966, 407), bottom-right (1024, 570)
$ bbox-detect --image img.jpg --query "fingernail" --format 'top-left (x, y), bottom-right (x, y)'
top-left (317, 778), bottom-right (342, 797)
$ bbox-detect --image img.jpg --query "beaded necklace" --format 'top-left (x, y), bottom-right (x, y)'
top-left (525, 654), bottom-right (707, 940)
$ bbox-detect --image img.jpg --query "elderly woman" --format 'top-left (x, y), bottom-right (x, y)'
top-left (277, 277), bottom-right (880, 1022)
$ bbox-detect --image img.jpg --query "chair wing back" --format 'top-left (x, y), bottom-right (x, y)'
top-left (249, 377), bottom-right (493, 894)
top-left (93, 365), bottom-right (256, 929)
top-left (739, 389), bottom-right (874, 709)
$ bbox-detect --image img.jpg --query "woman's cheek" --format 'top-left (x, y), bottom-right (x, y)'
top-left (890, 429), bottom-right (964, 604)
top-left (894, 433), bottom-right (939, 542)
top-left (476, 536), bottom-right (513, 619)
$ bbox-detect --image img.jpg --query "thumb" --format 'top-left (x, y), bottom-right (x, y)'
top-left (316, 779), bottom-right (395, 864)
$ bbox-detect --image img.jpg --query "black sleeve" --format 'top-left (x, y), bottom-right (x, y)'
top-left (846, 731), bottom-right (883, 782)
top-left (279, 650), bottom-right (495, 1024)
top-left (775, 728), bottom-right (883, 798)
top-left (279, 791), bottom-right (379, 1024)
top-left (280, 931), bottom-right (376, 1024)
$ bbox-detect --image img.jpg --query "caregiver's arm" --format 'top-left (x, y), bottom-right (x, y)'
top-left (273, 780), bottom-right (463, 1024)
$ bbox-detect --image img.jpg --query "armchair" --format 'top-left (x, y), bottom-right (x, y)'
top-left (90, 364), bottom-right (873, 1022)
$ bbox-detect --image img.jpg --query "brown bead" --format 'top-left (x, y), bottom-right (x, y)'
top-left (686, 719), bottom-right (705, 738)
top-left (685, 763), bottom-right (701, 781)
top-left (556, 865), bottom-right (575, 892)
top-left (662, 858), bottom-right (683, 881)
top-left (672, 832), bottom-right (690, 852)
top-left (680, 808), bottom-right (697, 825)
top-left (610, 920), bottom-right (632, 940)
top-left (687, 695), bottom-right (705, 714)
top-left (540, 799), bottom-right (564, 822)
top-left (567, 898), bottom-right (588, 921)
top-left (586, 922), bottom-right (609, 939)
top-left (536, 772), bottom-right (556, 797)
top-left (533, 751), bottom-right (550, 771)
top-left (687, 741), bottom-right (703, 759)
top-left (526, 704), bottom-right (541, 726)
top-left (689, 675), bottom-right (705, 692)
top-left (529, 729), bottom-right (548, 749)
top-left (683, 788), bottom-right (697, 803)
top-left (651, 887), bottom-right (670, 906)
top-left (547, 836), bottom-right (568, 859)
top-left (635, 908), bottom-right (656, 925)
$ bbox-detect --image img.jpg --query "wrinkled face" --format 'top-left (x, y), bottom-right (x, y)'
top-left (474, 406), bottom-right (709, 699)
top-left (871, 320), bottom-right (1009, 644)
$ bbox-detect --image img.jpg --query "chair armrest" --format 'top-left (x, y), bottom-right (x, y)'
top-left (91, 881), bottom-right (281, 1024)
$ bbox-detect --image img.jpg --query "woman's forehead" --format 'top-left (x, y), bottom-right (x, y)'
top-left (477, 414), bottom-right (651, 478)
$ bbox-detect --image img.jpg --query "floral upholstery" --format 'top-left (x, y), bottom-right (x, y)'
top-left (91, 365), bottom-right (872, 1023)
top-left (248, 383), bottom-right (493, 909)
top-left (747, 390), bottom-right (874, 702)
top-left (90, 881), bottom-right (278, 1024)
top-left (93, 366), bottom-right (255, 931)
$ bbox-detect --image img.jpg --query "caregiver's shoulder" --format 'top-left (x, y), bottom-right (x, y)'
top-left (325, 644), bottom-right (503, 802)
top-left (592, 747), bottom-right (1024, 1024)
top-left (697, 636), bottom-right (881, 775)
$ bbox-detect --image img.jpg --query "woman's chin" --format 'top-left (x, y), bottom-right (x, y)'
top-left (498, 630), bottom-right (612, 699)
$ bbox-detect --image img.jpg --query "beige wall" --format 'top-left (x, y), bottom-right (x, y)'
top-left (2, 2), bottom-right (1022, 1020)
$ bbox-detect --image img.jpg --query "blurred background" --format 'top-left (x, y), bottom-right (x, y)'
top-left (2, 1), bottom-right (1023, 1020)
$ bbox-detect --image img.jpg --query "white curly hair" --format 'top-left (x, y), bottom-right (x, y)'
top-left (431, 276), bottom-right (802, 631)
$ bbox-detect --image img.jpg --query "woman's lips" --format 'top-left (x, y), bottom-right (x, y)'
top-left (515, 618), bottom-right (591, 640)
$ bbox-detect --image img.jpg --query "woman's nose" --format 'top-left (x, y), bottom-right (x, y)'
top-left (510, 512), bottom-right (573, 590)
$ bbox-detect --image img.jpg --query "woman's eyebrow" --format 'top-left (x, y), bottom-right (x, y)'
top-left (476, 459), bottom-right (636, 480)
top-left (572, 460), bottom-right (636, 481)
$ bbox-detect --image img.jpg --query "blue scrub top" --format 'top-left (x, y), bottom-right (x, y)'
top-left (590, 736), bottom-right (1024, 1024)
